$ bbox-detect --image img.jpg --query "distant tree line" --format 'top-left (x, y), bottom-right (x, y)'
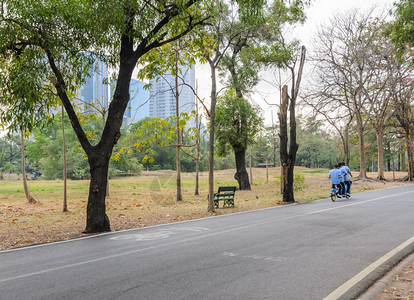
top-left (1, 111), bottom-right (370, 180)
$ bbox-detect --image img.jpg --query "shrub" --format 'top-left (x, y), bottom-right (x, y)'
top-left (274, 173), bottom-right (306, 192)
top-left (293, 173), bottom-right (306, 191)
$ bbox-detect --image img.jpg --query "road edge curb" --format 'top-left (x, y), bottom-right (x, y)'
top-left (357, 252), bottom-right (414, 300)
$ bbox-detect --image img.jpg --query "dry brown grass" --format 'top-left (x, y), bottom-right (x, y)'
top-left (0, 167), bottom-right (411, 250)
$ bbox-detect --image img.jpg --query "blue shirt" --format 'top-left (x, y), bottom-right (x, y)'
top-left (341, 166), bottom-right (351, 181)
top-left (339, 167), bottom-right (346, 182)
top-left (329, 168), bottom-right (341, 185)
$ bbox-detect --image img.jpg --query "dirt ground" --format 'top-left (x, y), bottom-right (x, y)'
top-left (372, 261), bottom-right (414, 300)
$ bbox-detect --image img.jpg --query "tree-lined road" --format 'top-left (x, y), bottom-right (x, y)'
top-left (1, 185), bottom-right (414, 299)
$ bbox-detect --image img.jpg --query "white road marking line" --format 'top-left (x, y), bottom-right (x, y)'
top-left (0, 190), bottom-right (412, 284)
top-left (323, 235), bottom-right (414, 300)
top-left (109, 227), bottom-right (210, 241)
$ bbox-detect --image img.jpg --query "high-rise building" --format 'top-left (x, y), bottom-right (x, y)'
top-left (74, 55), bottom-right (150, 125)
top-left (123, 79), bottom-right (149, 124)
top-left (149, 65), bottom-right (196, 121)
top-left (110, 79), bottom-right (150, 125)
top-left (77, 58), bottom-right (109, 112)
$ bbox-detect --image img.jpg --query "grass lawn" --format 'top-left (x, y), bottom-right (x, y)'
top-left (0, 167), bottom-right (410, 250)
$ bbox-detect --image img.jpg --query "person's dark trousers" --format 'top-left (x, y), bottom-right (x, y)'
top-left (339, 182), bottom-right (346, 195)
top-left (345, 180), bottom-right (351, 194)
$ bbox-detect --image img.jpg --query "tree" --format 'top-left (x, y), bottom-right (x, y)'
top-left (278, 46), bottom-right (306, 203)
top-left (197, 0), bottom-right (308, 204)
top-left (193, 0), bottom-right (240, 211)
top-left (193, 96), bottom-right (202, 195)
top-left (193, 0), bottom-right (263, 210)
top-left (362, 45), bottom-right (394, 180)
top-left (389, 61), bottom-right (414, 180)
top-left (310, 9), bottom-right (389, 179)
top-left (215, 89), bottom-right (262, 189)
top-left (239, 1), bottom-right (307, 200)
top-left (178, 95), bottom-right (206, 195)
top-left (309, 15), bottom-right (396, 178)
top-left (0, 1), bottom-right (209, 233)
top-left (219, 1), bottom-right (308, 190)
top-left (389, 0), bottom-right (414, 180)
top-left (218, 21), bottom-right (259, 191)
top-left (390, 0), bottom-right (414, 55)
top-left (61, 105), bottom-right (68, 212)
top-left (138, 31), bottom-right (203, 201)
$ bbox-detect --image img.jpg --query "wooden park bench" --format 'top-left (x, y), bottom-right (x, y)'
top-left (213, 186), bottom-right (237, 208)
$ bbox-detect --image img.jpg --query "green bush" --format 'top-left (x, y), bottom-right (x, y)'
top-left (274, 173), bottom-right (306, 192)
top-left (293, 173), bottom-right (306, 191)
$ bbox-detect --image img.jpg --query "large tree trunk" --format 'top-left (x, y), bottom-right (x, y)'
top-left (376, 128), bottom-right (386, 180)
top-left (281, 160), bottom-right (295, 202)
top-left (279, 85), bottom-right (295, 203)
top-left (82, 65), bottom-right (133, 232)
top-left (85, 152), bottom-right (111, 233)
top-left (84, 58), bottom-right (134, 232)
top-left (234, 148), bottom-right (250, 190)
top-left (49, 51), bottom-right (134, 233)
top-left (278, 46), bottom-right (305, 203)
top-left (20, 130), bottom-right (36, 204)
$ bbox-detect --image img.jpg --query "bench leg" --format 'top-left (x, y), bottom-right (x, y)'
top-left (223, 199), bottom-right (233, 207)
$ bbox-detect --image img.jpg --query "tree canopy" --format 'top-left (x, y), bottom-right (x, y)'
top-left (215, 89), bottom-right (262, 157)
top-left (390, 0), bottom-right (414, 53)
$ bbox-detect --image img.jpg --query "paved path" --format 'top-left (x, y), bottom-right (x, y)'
top-left (1, 185), bottom-right (413, 299)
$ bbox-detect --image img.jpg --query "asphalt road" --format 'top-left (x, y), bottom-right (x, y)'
top-left (1, 185), bottom-right (414, 300)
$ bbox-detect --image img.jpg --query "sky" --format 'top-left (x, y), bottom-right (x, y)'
top-left (298, 0), bottom-right (395, 45)
top-left (196, 0), bottom-right (396, 125)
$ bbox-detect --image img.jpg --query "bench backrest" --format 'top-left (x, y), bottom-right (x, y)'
top-left (217, 186), bottom-right (237, 193)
